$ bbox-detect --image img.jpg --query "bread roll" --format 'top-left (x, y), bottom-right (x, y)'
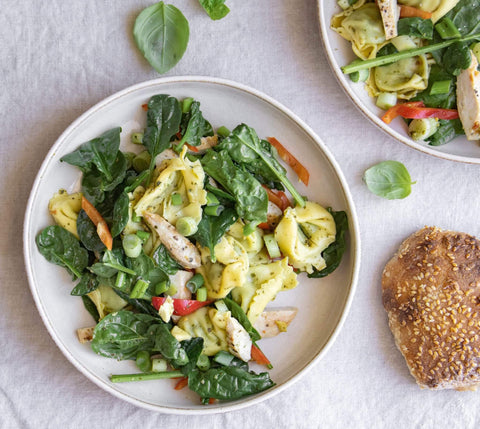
top-left (382, 226), bottom-right (480, 390)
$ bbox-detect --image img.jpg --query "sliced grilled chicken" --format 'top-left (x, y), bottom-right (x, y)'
top-left (253, 308), bottom-right (298, 338)
top-left (226, 315), bottom-right (252, 362)
top-left (377, 0), bottom-right (399, 40)
top-left (457, 53), bottom-right (480, 141)
top-left (187, 135), bottom-right (219, 154)
top-left (169, 270), bottom-right (194, 300)
top-left (77, 326), bottom-right (95, 343)
top-left (143, 212), bottom-right (201, 269)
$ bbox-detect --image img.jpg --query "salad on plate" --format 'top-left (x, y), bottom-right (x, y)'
top-left (331, 0), bottom-right (480, 146)
top-left (36, 94), bottom-right (348, 404)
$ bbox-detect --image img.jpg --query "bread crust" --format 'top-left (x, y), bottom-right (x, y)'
top-left (382, 226), bottom-right (480, 390)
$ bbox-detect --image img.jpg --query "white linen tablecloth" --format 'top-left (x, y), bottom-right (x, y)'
top-left (2, 1), bottom-right (480, 427)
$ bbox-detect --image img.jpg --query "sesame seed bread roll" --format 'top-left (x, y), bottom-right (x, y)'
top-left (382, 226), bottom-right (480, 390)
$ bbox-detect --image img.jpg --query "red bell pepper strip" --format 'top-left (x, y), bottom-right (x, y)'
top-left (152, 297), bottom-right (213, 316)
top-left (251, 344), bottom-right (272, 368)
top-left (381, 102), bottom-right (459, 124)
top-left (399, 5), bottom-right (432, 20)
top-left (81, 196), bottom-right (113, 250)
top-left (267, 137), bottom-right (310, 185)
top-left (261, 185), bottom-right (291, 212)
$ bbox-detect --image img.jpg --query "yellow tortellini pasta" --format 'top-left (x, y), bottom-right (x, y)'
top-left (196, 235), bottom-right (249, 299)
top-left (231, 258), bottom-right (298, 324)
top-left (48, 189), bottom-right (82, 237)
top-left (367, 54), bottom-right (429, 99)
top-left (133, 147), bottom-right (207, 226)
top-left (398, 0), bottom-right (459, 22)
top-left (274, 201), bottom-right (336, 274)
top-left (176, 307), bottom-right (229, 356)
top-left (87, 284), bottom-right (128, 320)
top-left (331, 2), bottom-right (387, 60)
top-left (227, 220), bottom-right (264, 256)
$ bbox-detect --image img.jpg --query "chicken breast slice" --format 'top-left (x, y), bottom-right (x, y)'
top-left (226, 315), bottom-right (252, 362)
top-left (457, 53), bottom-right (480, 141)
top-left (378, 0), bottom-right (399, 40)
top-left (253, 308), bottom-right (298, 338)
top-left (143, 212), bottom-right (201, 269)
top-left (169, 270), bottom-right (194, 300)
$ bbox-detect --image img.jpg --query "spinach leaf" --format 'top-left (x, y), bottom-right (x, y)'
top-left (175, 101), bottom-right (211, 151)
top-left (151, 324), bottom-right (188, 366)
top-left (81, 295), bottom-right (100, 323)
top-left (446, 0), bottom-right (480, 37)
top-left (412, 64), bottom-right (456, 109)
top-left (443, 42), bottom-right (471, 76)
top-left (363, 161), bottom-right (415, 200)
top-left (199, 0), bottom-right (230, 20)
top-left (201, 150), bottom-right (267, 226)
top-left (77, 210), bottom-right (105, 251)
top-left (222, 297), bottom-right (261, 342)
top-left (91, 310), bottom-right (160, 360)
top-left (133, 2), bottom-right (189, 74)
top-left (427, 118), bottom-right (465, 146)
top-left (143, 95), bottom-right (182, 181)
top-left (152, 244), bottom-right (183, 275)
top-left (308, 210), bottom-right (348, 279)
top-left (377, 43), bottom-right (398, 58)
top-left (180, 337), bottom-right (204, 375)
top-left (91, 250), bottom-right (136, 278)
top-left (192, 207), bottom-right (238, 262)
top-left (188, 366), bottom-right (274, 400)
top-left (111, 191), bottom-right (130, 237)
top-left (71, 272), bottom-right (99, 296)
top-left (114, 290), bottom-right (160, 317)
top-left (60, 128), bottom-right (121, 181)
top-left (36, 225), bottom-right (88, 279)
top-left (216, 124), bottom-right (304, 206)
top-left (397, 18), bottom-right (433, 39)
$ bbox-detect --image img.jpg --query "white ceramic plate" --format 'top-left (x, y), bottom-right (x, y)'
top-left (318, 2), bottom-right (480, 164)
top-left (23, 76), bottom-right (360, 414)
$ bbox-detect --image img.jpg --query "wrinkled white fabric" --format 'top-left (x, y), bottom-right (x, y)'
top-left (2, 1), bottom-right (480, 428)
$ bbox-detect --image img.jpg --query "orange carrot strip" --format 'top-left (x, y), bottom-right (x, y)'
top-left (174, 377), bottom-right (189, 390)
top-left (251, 344), bottom-right (272, 368)
top-left (399, 5), bottom-right (432, 19)
top-left (267, 137), bottom-right (310, 185)
top-left (81, 196), bottom-right (113, 250)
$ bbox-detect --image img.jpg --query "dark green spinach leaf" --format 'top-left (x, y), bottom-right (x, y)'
top-left (222, 297), bottom-right (261, 342)
top-left (188, 366), bottom-right (274, 400)
top-left (443, 42), bottom-right (471, 75)
top-left (81, 295), bottom-right (100, 323)
top-left (180, 338), bottom-right (204, 375)
top-left (308, 210), bottom-right (348, 279)
top-left (77, 210), bottom-right (105, 251)
top-left (36, 225), bottom-right (88, 279)
top-left (152, 244), bottom-right (183, 275)
top-left (427, 118), bottom-right (465, 146)
top-left (111, 191), bottom-right (130, 237)
top-left (71, 272), bottom-right (99, 296)
top-left (398, 18), bottom-right (433, 39)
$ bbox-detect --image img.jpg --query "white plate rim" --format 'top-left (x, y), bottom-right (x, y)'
top-left (23, 75), bottom-right (361, 414)
top-left (317, 2), bottom-right (480, 165)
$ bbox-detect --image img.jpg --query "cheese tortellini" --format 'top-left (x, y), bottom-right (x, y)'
top-left (87, 284), bottom-right (128, 320)
top-left (367, 54), bottom-right (429, 99)
top-left (231, 258), bottom-right (298, 324)
top-left (398, 0), bottom-right (459, 22)
top-left (48, 189), bottom-right (82, 238)
top-left (196, 235), bottom-right (249, 300)
top-left (176, 307), bottom-right (229, 356)
top-left (274, 202), bottom-right (336, 274)
top-left (133, 147), bottom-right (207, 226)
top-left (331, 1), bottom-right (387, 60)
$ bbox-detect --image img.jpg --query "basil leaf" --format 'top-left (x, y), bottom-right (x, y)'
top-left (36, 225), bottom-right (88, 279)
top-left (363, 161), bottom-right (415, 200)
top-left (198, 0), bottom-right (230, 20)
top-left (133, 2), bottom-right (189, 74)
top-left (188, 366), bottom-right (274, 400)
